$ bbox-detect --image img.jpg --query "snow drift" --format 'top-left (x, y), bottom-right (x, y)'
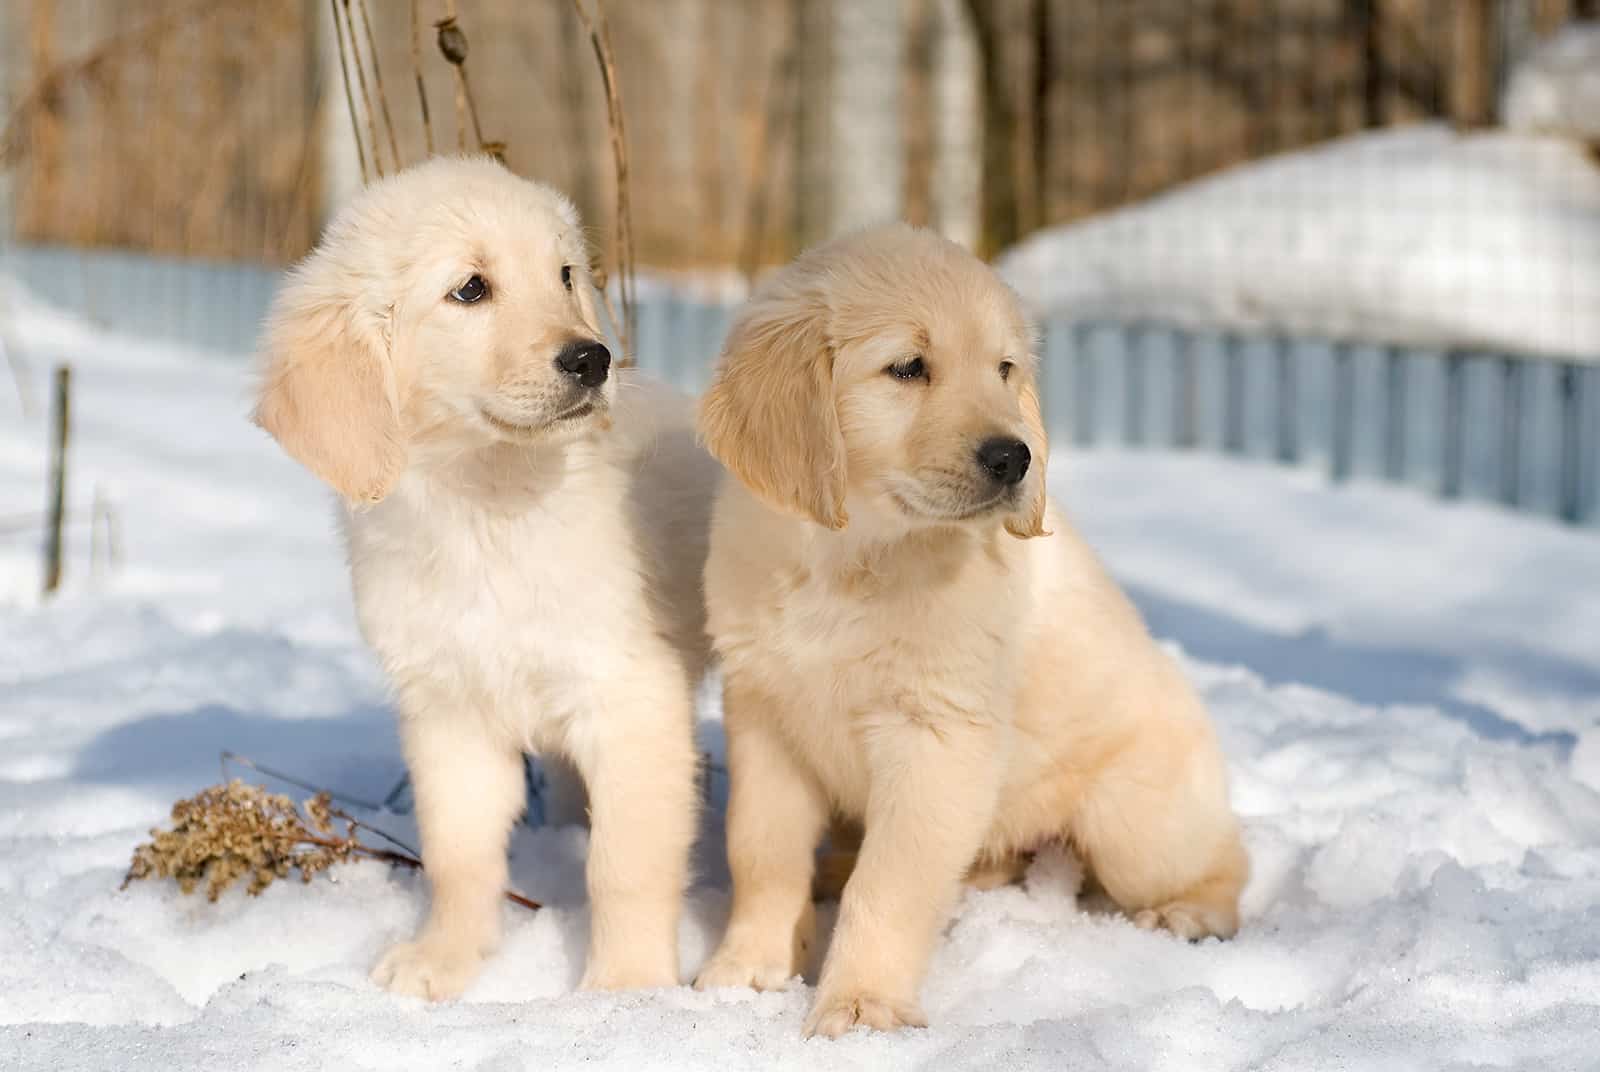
top-left (998, 125), bottom-right (1600, 362)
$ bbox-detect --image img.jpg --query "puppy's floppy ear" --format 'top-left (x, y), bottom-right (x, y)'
top-left (698, 286), bottom-right (848, 530)
top-left (253, 252), bottom-right (405, 505)
top-left (1005, 375), bottom-right (1050, 540)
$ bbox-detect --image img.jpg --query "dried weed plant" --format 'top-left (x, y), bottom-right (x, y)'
top-left (122, 777), bottom-right (539, 911)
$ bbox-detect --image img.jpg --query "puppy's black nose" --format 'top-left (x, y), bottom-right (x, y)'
top-left (977, 437), bottom-right (1031, 486)
top-left (555, 340), bottom-right (611, 388)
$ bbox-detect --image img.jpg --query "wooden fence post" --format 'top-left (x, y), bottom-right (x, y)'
top-left (42, 364), bottom-right (71, 596)
top-left (1533, 0), bottom-right (1575, 35)
top-left (1450, 0), bottom-right (1498, 128)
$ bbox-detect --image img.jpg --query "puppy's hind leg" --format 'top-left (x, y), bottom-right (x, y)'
top-left (813, 820), bottom-right (1028, 899)
top-left (371, 707), bottom-right (526, 1000)
top-left (1129, 843), bottom-right (1247, 940)
top-left (1070, 732), bottom-right (1247, 942)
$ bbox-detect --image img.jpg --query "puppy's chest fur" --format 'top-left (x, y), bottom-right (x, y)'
top-left (345, 451), bottom-right (652, 747)
top-left (724, 527), bottom-right (1025, 808)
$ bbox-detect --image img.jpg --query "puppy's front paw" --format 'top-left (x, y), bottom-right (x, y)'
top-left (693, 945), bottom-right (799, 993)
top-left (803, 990), bottom-right (926, 1039)
top-left (370, 938), bottom-right (483, 1001)
top-left (580, 954), bottom-right (678, 991)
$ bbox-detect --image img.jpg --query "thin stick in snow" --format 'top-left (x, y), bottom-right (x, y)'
top-left (42, 365), bottom-right (70, 596)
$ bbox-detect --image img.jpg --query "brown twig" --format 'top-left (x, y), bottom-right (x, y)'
top-left (458, 65), bottom-right (487, 150)
top-left (738, 10), bottom-right (802, 287)
top-left (330, 0), bottom-right (370, 183)
top-left (42, 365), bottom-right (70, 596)
top-left (356, 0), bottom-right (402, 171)
top-left (590, 266), bottom-right (629, 360)
top-left (409, 0), bottom-right (434, 155)
top-left (339, 0), bottom-right (386, 177)
top-left (215, 752), bottom-right (541, 910)
top-left (222, 750), bottom-right (386, 812)
top-left (570, 0), bottom-right (636, 365)
top-left (437, 3), bottom-right (470, 152)
top-left (310, 806), bottom-right (539, 912)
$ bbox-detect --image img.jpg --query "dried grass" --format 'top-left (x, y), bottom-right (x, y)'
top-left (122, 776), bottom-right (540, 911)
top-left (570, 0), bottom-right (636, 365)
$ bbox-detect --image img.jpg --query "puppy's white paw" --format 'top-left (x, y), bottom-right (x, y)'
top-left (370, 939), bottom-right (483, 1001)
top-left (1133, 900), bottom-right (1235, 941)
top-left (579, 955), bottom-right (678, 992)
top-left (693, 946), bottom-right (798, 993)
top-left (803, 990), bottom-right (926, 1039)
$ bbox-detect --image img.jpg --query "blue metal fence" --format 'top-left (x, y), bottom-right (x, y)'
top-left (5, 244), bottom-right (1595, 528)
top-left (628, 303), bottom-right (1600, 529)
top-left (1031, 322), bottom-right (1599, 527)
top-left (2, 244), bottom-right (280, 356)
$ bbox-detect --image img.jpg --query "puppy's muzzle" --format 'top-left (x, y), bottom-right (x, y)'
top-left (976, 437), bottom-right (1031, 487)
top-left (555, 339), bottom-right (611, 389)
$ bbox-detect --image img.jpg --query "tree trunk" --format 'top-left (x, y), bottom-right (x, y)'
top-left (964, 0), bottom-right (1041, 258)
top-left (1450, 0), bottom-right (1498, 128)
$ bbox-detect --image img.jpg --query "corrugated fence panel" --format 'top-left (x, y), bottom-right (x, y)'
top-left (4, 242), bottom-right (1594, 529)
top-left (5, 244), bottom-right (278, 355)
top-left (1034, 317), bottom-right (1599, 529)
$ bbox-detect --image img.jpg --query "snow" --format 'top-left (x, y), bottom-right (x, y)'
top-left (997, 124), bottom-right (1600, 363)
top-left (1504, 21), bottom-right (1600, 142)
top-left (4, 289), bottom-right (1600, 1070)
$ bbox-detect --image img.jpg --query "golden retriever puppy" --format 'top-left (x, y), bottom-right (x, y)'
top-left (254, 156), bottom-right (716, 1000)
top-left (692, 224), bottom-right (1248, 1037)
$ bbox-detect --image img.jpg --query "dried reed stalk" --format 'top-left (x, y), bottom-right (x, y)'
top-left (330, 0), bottom-right (370, 183)
top-left (409, 0), bottom-right (434, 155)
top-left (738, 12), bottom-right (801, 287)
top-left (339, 0), bottom-right (386, 177)
top-left (436, 2), bottom-right (479, 152)
top-left (570, 0), bottom-right (636, 365)
top-left (357, 0), bottom-right (402, 171)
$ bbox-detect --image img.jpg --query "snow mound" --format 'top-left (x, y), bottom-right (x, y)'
top-left (1504, 21), bottom-right (1600, 141)
top-left (998, 125), bottom-right (1600, 361)
top-left (4, 294), bottom-right (1600, 1068)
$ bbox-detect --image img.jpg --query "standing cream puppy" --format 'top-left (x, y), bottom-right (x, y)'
top-left (255, 157), bottom-right (716, 1000)
top-left (693, 224), bottom-right (1248, 1037)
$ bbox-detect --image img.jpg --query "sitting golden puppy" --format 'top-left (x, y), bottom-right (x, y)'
top-left (692, 224), bottom-right (1248, 1037)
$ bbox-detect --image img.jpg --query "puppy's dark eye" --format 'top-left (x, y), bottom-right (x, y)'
top-left (561, 265), bottom-right (574, 292)
top-left (887, 356), bottom-right (926, 382)
top-left (449, 274), bottom-right (488, 304)
top-left (999, 360), bottom-right (1015, 382)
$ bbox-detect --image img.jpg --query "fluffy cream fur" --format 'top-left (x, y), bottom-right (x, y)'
top-left (692, 224), bottom-right (1248, 1038)
top-left (254, 156), bottom-right (717, 1000)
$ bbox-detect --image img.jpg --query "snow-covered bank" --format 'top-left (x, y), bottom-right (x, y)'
top-left (3, 304), bottom-right (1600, 1069)
top-left (999, 125), bottom-right (1600, 362)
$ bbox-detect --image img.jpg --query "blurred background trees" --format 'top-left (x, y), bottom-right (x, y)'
top-left (5, 0), bottom-right (1594, 270)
